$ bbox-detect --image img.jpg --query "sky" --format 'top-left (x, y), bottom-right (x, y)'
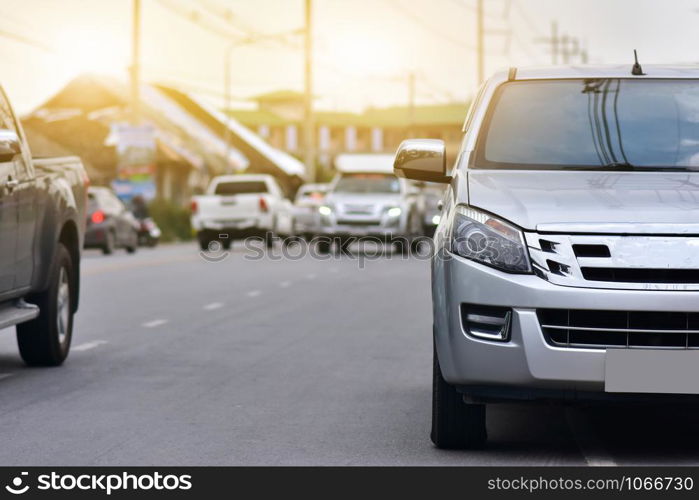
top-left (1, 0), bottom-right (699, 115)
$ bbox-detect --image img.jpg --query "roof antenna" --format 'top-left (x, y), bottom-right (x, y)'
top-left (631, 49), bottom-right (645, 75)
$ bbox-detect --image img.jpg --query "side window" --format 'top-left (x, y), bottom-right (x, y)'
top-left (0, 89), bottom-right (32, 179)
top-left (110, 194), bottom-right (125, 213)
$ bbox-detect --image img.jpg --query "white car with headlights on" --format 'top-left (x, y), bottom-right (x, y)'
top-left (318, 154), bottom-right (421, 254)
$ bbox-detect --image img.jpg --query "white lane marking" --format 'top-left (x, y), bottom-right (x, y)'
top-left (247, 290), bottom-right (261, 298)
top-left (142, 319), bottom-right (168, 328)
top-left (565, 407), bottom-right (616, 466)
top-left (204, 302), bottom-right (223, 311)
top-left (72, 340), bottom-right (108, 352)
top-left (0, 373), bottom-right (13, 381)
top-left (306, 273), bottom-right (317, 280)
top-left (279, 281), bottom-right (291, 288)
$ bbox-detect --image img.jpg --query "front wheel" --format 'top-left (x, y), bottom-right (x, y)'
top-left (102, 230), bottom-right (115, 255)
top-left (431, 340), bottom-right (487, 449)
top-left (126, 230), bottom-right (138, 254)
top-left (16, 243), bottom-right (75, 366)
top-left (198, 231), bottom-right (212, 251)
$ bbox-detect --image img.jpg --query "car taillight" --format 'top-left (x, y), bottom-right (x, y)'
top-left (190, 200), bottom-right (198, 214)
top-left (91, 210), bottom-right (105, 224)
top-left (259, 197), bottom-right (269, 213)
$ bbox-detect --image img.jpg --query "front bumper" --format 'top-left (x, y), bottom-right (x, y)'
top-left (318, 214), bottom-right (404, 237)
top-left (192, 215), bottom-right (271, 233)
top-left (434, 251), bottom-right (699, 395)
top-left (84, 226), bottom-right (106, 247)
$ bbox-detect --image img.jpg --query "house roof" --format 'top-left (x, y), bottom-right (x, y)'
top-left (227, 100), bottom-right (468, 129)
top-left (251, 90), bottom-right (305, 103)
top-left (361, 103), bottom-right (468, 127)
top-left (156, 85), bottom-right (306, 179)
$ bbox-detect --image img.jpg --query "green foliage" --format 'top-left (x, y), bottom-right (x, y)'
top-left (148, 198), bottom-right (192, 242)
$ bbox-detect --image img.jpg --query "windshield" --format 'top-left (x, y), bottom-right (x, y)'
top-left (477, 79), bottom-right (699, 170)
top-left (214, 181), bottom-right (268, 195)
top-left (334, 174), bottom-right (400, 194)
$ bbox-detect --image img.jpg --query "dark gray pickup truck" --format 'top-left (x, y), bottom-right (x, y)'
top-left (0, 87), bottom-right (87, 366)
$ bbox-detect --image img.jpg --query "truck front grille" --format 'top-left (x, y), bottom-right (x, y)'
top-left (538, 308), bottom-right (699, 349)
top-left (581, 268), bottom-right (699, 284)
top-left (525, 232), bottom-right (699, 290)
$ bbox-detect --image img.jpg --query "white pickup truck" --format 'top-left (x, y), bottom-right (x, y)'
top-left (191, 174), bottom-right (292, 250)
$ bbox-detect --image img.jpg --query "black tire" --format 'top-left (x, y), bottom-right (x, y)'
top-left (198, 231), bottom-right (212, 251)
top-left (265, 231), bottom-right (274, 249)
top-left (431, 340), bottom-right (487, 449)
top-left (393, 239), bottom-right (410, 256)
top-left (126, 230), bottom-right (138, 254)
top-left (335, 238), bottom-right (351, 255)
top-left (102, 230), bottom-right (115, 255)
top-left (221, 239), bottom-right (232, 251)
top-left (316, 240), bottom-right (331, 255)
top-left (16, 243), bottom-right (75, 366)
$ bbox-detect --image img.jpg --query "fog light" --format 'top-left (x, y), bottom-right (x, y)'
top-left (318, 206), bottom-right (332, 216)
top-left (387, 207), bottom-right (402, 218)
top-left (432, 214), bottom-right (440, 225)
top-left (460, 304), bottom-right (512, 341)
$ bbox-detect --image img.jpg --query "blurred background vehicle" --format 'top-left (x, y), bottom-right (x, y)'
top-left (292, 183), bottom-right (329, 240)
top-left (84, 187), bottom-right (139, 255)
top-left (129, 195), bottom-right (161, 247)
top-left (416, 183), bottom-right (446, 237)
top-left (136, 217), bottom-right (161, 247)
top-left (318, 154), bottom-right (422, 254)
top-left (191, 174), bottom-right (292, 250)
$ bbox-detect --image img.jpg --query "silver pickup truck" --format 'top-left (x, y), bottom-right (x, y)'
top-left (395, 64), bottom-right (699, 449)
top-left (0, 86), bottom-right (88, 366)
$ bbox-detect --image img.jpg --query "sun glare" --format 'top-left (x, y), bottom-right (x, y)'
top-left (56, 28), bottom-right (129, 77)
top-left (324, 28), bottom-right (401, 77)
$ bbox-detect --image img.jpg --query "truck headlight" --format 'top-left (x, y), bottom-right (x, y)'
top-left (450, 205), bottom-right (531, 273)
top-left (386, 207), bottom-right (402, 218)
top-left (318, 205), bottom-right (332, 216)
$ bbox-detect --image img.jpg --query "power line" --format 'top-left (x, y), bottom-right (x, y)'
top-left (382, 0), bottom-right (476, 50)
top-left (0, 29), bottom-right (54, 53)
top-left (193, 0), bottom-right (257, 33)
top-left (156, 0), bottom-right (248, 40)
top-left (512, 0), bottom-right (544, 38)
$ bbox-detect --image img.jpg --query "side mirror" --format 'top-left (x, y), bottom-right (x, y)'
top-left (0, 130), bottom-right (21, 163)
top-left (393, 139), bottom-right (450, 184)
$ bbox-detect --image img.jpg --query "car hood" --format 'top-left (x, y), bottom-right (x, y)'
top-left (468, 170), bottom-right (699, 233)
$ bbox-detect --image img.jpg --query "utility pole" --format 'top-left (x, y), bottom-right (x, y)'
top-left (551, 21), bottom-right (558, 65)
top-left (535, 20), bottom-right (560, 65)
top-left (131, 0), bottom-right (141, 124)
top-left (303, 0), bottom-right (315, 182)
top-left (408, 72), bottom-right (416, 138)
top-left (476, 0), bottom-right (484, 85)
top-left (223, 42), bottom-right (235, 173)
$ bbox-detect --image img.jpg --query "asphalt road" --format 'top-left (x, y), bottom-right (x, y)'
top-left (0, 242), bottom-right (697, 465)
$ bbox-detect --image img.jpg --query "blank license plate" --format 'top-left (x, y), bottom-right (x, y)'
top-left (605, 349), bottom-right (699, 394)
